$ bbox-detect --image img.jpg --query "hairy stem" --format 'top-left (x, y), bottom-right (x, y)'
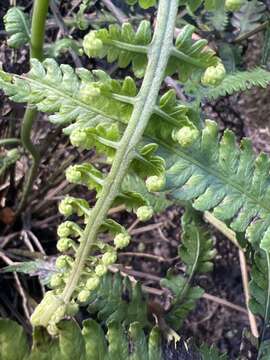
top-left (16, 0), bottom-right (49, 216)
top-left (61, 0), bottom-right (179, 303)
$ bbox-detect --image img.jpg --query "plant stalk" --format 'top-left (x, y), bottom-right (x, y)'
top-left (16, 0), bottom-right (49, 216)
top-left (0, 138), bottom-right (21, 146)
top-left (61, 0), bottom-right (179, 303)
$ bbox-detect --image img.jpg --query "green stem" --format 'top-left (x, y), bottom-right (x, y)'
top-left (61, 0), bottom-right (179, 303)
top-left (30, 0), bottom-right (50, 60)
top-left (16, 0), bottom-right (49, 215)
top-left (0, 138), bottom-right (21, 147)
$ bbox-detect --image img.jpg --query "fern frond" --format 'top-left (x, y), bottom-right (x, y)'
top-left (4, 7), bottom-right (31, 48)
top-left (163, 119), bottom-right (270, 249)
top-left (0, 317), bottom-right (163, 360)
top-left (199, 343), bottom-right (228, 359)
top-left (122, 173), bottom-right (172, 213)
top-left (87, 272), bottom-right (149, 327)
top-left (180, 207), bottom-right (216, 275)
top-left (205, 68), bottom-right (270, 100)
top-left (160, 271), bottom-right (204, 330)
top-left (206, 0), bottom-right (229, 32)
top-left (83, 22), bottom-right (218, 80)
top-left (0, 149), bottom-right (20, 176)
top-left (0, 58), bottom-right (192, 132)
top-left (231, 0), bottom-right (266, 35)
top-left (249, 250), bottom-right (270, 357)
top-left (0, 319), bottom-right (29, 360)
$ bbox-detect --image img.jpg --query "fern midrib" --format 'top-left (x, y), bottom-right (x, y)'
top-left (17, 75), bottom-right (121, 123)
top-left (108, 37), bottom-right (209, 69)
top-left (17, 76), bottom-right (181, 128)
top-left (156, 138), bottom-right (270, 214)
top-left (60, 0), bottom-right (179, 304)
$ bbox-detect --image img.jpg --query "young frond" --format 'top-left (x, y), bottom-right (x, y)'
top-left (0, 149), bottom-right (20, 176)
top-left (231, 0), bottom-right (266, 35)
top-left (83, 22), bottom-right (218, 81)
top-left (180, 207), bottom-right (216, 275)
top-left (161, 272), bottom-right (203, 330)
top-left (4, 7), bottom-right (31, 48)
top-left (205, 68), bottom-right (270, 100)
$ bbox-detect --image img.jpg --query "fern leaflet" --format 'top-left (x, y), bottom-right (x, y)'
top-left (205, 68), bottom-right (270, 100)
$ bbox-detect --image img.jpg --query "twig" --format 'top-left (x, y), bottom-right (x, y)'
top-left (109, 265), bottom-right (249, 315)
top-left (239, 249), bottom-right (259, 338)
top-left (203, 292), bottom-right (247, 315)
top-left (129, 222), bottom-right (165, 236)
top-left (0, 251), bottom-right (31, 321)
top-left (204, 211), bottom-right (242, 250)
top-left (128, 218), bottom-right (140, 232)
top-left (165, 76), bottom-right (186, 101)
top-left (234, 21), bottom-right (270, 43)
top-left (101, 0), bottom-right (128, 24)
top-left (21, 230), bottom-right (35, 252)
top-left (118, 251), bottom-right (170, 262)
top-left (50, 0), bottom-right (83, 68)
top-left (26, 230), bottom-right (46, 255)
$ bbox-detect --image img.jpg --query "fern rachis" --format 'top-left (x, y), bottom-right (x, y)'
top-left (29, 0), bottom-right (179, 326)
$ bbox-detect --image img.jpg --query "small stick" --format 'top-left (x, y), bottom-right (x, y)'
top-left (102, 0), bottom-right (128, 24)
top-left (109, 265), bottom-right (248, 315)
top-left (238, 249), bottom-right (259, 338)
top-left (204, 211), bottom-right (242, 250)
top-left (0, 251), bottom-right (31, 321)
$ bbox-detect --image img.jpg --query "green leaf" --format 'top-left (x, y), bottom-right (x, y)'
top-left (160, 272), bottom-right (203, 330)
top-left (107, 321), bottom-right (129, 360)
top-left (57, 320), bottom-right (86, 360)
top-left (82, 320), bottom-right (107, 360)
top-left (148, 327), bottom-right (163, 360)
top-left (87, 273), bottom-right (149, 327)
top-left (231, 0), bottom-right (266, 35)
top-left (129, 322), bottom-right (148, 360)
top-left (205, 68), bottom-right (270, 100)
top-left (1, 259), bottom-right (54, 285)
top-left (0, 149), bottom-right (20, 176)
top-left (199, 343), bottom-right (228, 359)
top-left (206, 0), bottom-right (228, 32)
top-left (249, 251), bottom-right (270, 320)
top-left (44, 38), bottom-right (81, 58)
top-left (83, 22), bottom-right (218, 81)
top-left (0, 319), bottom-right (29, 360)
top-left (0, 59), bottom-right (192, 136)
top-left (122, 173), bottom-right (172, 213)
top-left (4, 7), bottom-right (30, 48)
top-left (28, 327), bottom-right (61, 360)
top-left (163, 119), bottom-right (270, 249)
top-left (167, 25), bottom-right (218, 82)
top-left (180, 207), bottom-right (216, 275)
